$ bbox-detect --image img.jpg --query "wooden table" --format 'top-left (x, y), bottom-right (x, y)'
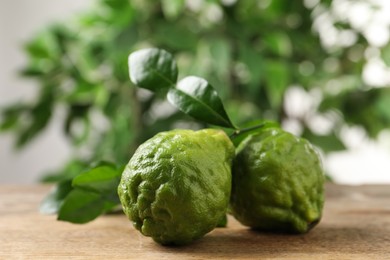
top-left (1, 184), bottom-right (389, 259)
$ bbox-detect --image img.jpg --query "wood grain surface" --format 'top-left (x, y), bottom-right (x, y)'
top-left (1, 184), bottom-right (389, 259)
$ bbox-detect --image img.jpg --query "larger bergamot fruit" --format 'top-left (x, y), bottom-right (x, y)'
top-left (230, 127), bottom-right (324, 233)
top-left (118, 129), bottom-right (235, 245)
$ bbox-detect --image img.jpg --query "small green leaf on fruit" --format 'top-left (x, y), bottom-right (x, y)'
top-left (167, 76), bottom-right (235, 128)
top-left (128, 48), bottom-right (178, 92)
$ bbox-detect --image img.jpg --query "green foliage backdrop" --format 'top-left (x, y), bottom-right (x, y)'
top-left (1, 0), bottom-right (390, 181)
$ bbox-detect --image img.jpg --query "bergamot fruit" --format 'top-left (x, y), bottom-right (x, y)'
top-left (230, 127), bottom-right (324, 233)
top-left (118, 129), bottom-right (235, 245)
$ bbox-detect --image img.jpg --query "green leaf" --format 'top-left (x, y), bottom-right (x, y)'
top-left (24, 32), bottom-right (58, 59)
top-left (16, 88), bottom-right (54, 148)
top-left (43, 161), bottom-right (123, 223)
top-left (64, 80), bottom-right (100, 104)
top-left (0, 105), bottom-right (26, 131)
top-left (0, 115), bottom-right (18, 131)
top-left (58, 189), bottom-right (105, 224)
top-left (19, 66), bottom-right (46, 77)
top-left (72, 165), bottom-right (123, 194)
top-left (40, 181), bottom-right (73, 214)
top-left (128, 48), bottom-right (178, 92)
top-left (167, 76), bottom-right (236, 128)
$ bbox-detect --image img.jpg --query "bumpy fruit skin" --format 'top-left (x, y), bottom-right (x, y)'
top-left (118, 129), bottom-right (235, 245)
top-left (230, 127), bottom-right (324, 233)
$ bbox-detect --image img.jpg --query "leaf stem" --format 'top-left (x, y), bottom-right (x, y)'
top-left (230, 123), bottom-right (267, 139)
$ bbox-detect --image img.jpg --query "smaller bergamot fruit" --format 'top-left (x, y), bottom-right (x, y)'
top-left (118, 129), bottom-right (235, 245)
top-left (230, 127), bottom-right (324, 233)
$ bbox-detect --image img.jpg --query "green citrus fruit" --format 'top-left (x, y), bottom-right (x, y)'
top-left (230, 127), bottom-right (324, 233)
top-left (118, 129), bottom-right (235, 245)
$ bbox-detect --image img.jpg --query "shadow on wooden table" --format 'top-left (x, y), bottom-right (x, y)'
top-left (155, 224), bottom-right (386, 258)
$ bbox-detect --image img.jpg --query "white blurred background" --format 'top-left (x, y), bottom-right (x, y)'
top-left (0, 0), bottom-right (389, 184)
top-left (0, 0), bottom-right (92, 183)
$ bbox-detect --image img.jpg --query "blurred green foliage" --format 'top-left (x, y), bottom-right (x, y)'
top-left (1, 0), bottom-right (390, 180)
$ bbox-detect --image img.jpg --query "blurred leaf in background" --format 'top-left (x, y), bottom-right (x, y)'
top-left (1, 0), bottom-right (390, 182)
